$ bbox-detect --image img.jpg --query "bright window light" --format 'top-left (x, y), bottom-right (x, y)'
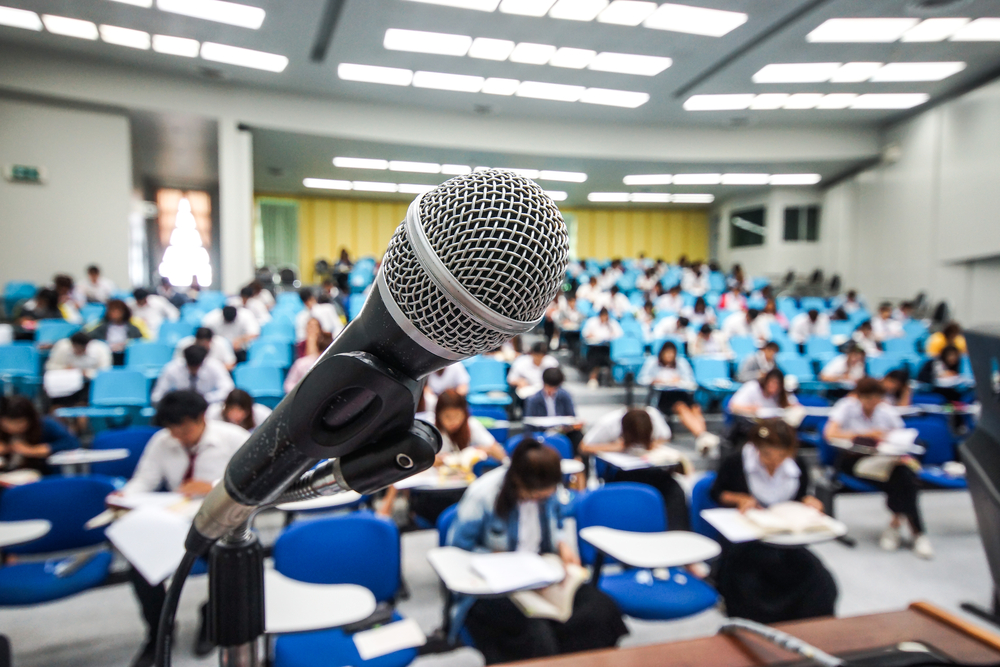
top-left (901, 18), bottom-right (969, 42)
top-left (109, 0), bottom-right (153, 6)
top-left (303, 178), bottom-right (352, 190)
top-left (752, 62), bottom-right (841, 84)
top-left (644, 3), bottom-right (748, 37)
top-left (816, 93), bottom-right (858, 109)
top-left (588, 192), bottom-right (630, 202)
top-left (398, 183), bottom-right (436, 194)
top-left (0, 5), bottom-right (42, 30)
top-left (721, 173), bottom-right (769, 185)
top-left (402, 0), bottom-right (501, 11)
top-left (870, 61), bottom-right (966, 82)
top-left (201, 42), bottom-right (288, 72)
top-left (539, 170), bottom-right (587, 182)
top-left (673, 173), bottom-right (721, 185)
top-left (549, 0), bottom-right (609, 21)
top-left (850, 93), bottom-right (929, 109)
top-left (749, 94), bottom-right (789, 110)
top-left (630, 193), bottom-right (671, 202)
top-left (413, 70), bottom-right (485, 92)
top-left (473, 166), bottom-right (491, 172)
top-left (156, 0), bottom-right (265, 30)
top-left (683, 94), bottom-right (754, 111)
top-left (338, 63), bottom-right (413, 86)
top-left (482, 77), bottom-right (520, 95)
top-left (468, 37), bottom-right (515, 60)
top-left (597, 1), bottom-right (656, 26)
top-left (671, 194), bottom-right (714, 203)
top-left (806, 18), bottom-right (919, 43)
top-left (152, 34), bottom-right (199, 57)
top-left (623, 174), bottom-right (671, 185)
top-left (99, 24), bottom-right (150, 49)
top-left (352, 181), bottom-right (399, 193)
top-left (517, 80), bottom-right (585, 102)
top-left (829, 61), bottom-right (883, 83)
top-left (580, 87), bottom-right (650, 108)
top-left (550, 47), bottom-right (596, 69)
top-left (951, 18), bottom-right (1000, 41)
top-left (384, 29), bottom-right (472, 56)
top-left (510, 42), bottom-right (557, 65)
top-left (544, 190), bottom-right (568, 201)
top-left (499, 0), bottom-right (556, 16)
top-left (389, 161), bottom-right (442, 174)
top-left (42, 15), bottom-right (98, 39)
top-left (334, 157), bottom-right (389, 170)
top-left (589, 52), bottom-right (671, 76)
top-left (769, 174), bottom-right (821, 185)
top-left (783, 93), bottom-right (824, 110)
top-left (503, 168), bottom-right (541, 178)
top-left (441, 164), bottom-right (472, 174)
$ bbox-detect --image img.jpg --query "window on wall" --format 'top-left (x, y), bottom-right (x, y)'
top-left (255, 199), bottom-right (299, 269)
top-left (730, 207), bottom-right (766, 248)
top-left (784, 205), bottom-right (821, 242)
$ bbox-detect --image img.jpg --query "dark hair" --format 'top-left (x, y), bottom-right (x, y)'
top-left (529, 341), bottom-right (547, 355)
top-left (759, 368), bottom-right (791, 408)
top-left (749, 418), bottom-right (798, 452)
top-left (599, 307), bottom-right (610, 318)
top-left (183, 344), bottom-right (209, 367)
top-left (70, 332), bottom-right (90, 348)
top-left (621, 408), bottom-right (654, 450)
top-left (764, 341), bottom-right (780, 352)
top-left (856, 320), bottom-right (872, 333)
top-left (195, 327), bottom-right (214, 342)
top-left (34, 288), bottom-right (59, 311)
top-left (694, 297), bottom-right (706, 313)
top-left (855, 377), bottom-right (885, 397)
top-left (105, 299), bottom-right (131, 322)
top-left (943, 322), bottom-right (961, 339)
top-left (845, 343), bottom-right (866, 358)
top-left (940, 344), bottom-right (961, 372)
top-left (879, 301), bottom-right (892, 312)
top-left (222, 389), bottom-right (256, 430)
top-left (0, 396), bottom-right (42, 444)
top-left (87, 265), bottom-right (100, 274)
top-left (699, 323), bottom-right (712, 336)
top-left (676, 316), bottom-right (690, 328)
top-left (807, 309), bottom-right (819, 321)
top-left (133, 288), bottom-right (149, 302)
top-left (494, 438), bottom-right (562, 518)
top-left (156, 390), bottom-right (208, 426)
top-left (883, 369), bottom-right (909, 400)
top-left (435, 390), bottom-right (470, 450)
top-left (222, 305), bottom-right (237, 323)
top-left (657, 341), bottom-right (678, 367)
top-left (240, 286), bottom-right (254, 299)
top-left (299, 287), bottom-right (315, 303)
top-left (53, 274), bottom-right (74, 292)
top-left (542, 367), bottom-right (564, 387)
top-left (746, 308), bottom-right (759, 321)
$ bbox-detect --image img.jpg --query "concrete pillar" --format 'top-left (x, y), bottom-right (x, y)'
top-left (218, 118), bottom-right (254, 294)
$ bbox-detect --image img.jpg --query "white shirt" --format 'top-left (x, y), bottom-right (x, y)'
top-left (582, 317), bottom-right (623, 345)
top-left (851, 331), bottom-right (882, 357)
top-left (130, 295), bottom-right (180, 338)
top-left (608, 292), bottom-right (633, 319)
top-left (202, 308), bottom-right (260, 347)
top-left (582, 407), bottom-right (671, 447)
top-left (721, 312), bottom-right (752, 340)
top-left (637, 356), bottom-right (695, 388)
top-left (821, 355), bottom-right (866, 382)
top-left (871, 316), bottom-right (904, 341)
top-left (507, 354), bottom-right (559, 388)
top-left (122, 420), bottom-right (249, 494)
top-left (828, 396), bottom-right (904, 434)
top-left (689, 332), bottom-right (731, 358)
top-left (44, 338), bottom-right (113, 377)
top-left (730, 381), bottom-right (798, 412)
top-left (575, 283), bottom-right (601, 305)
top-left (679, 306), bottom-right (716, 328)
top-left (81, 276), bottom-right (117, 303)
top-left (295, 304), bottom-right (344, 342)
top-left (681, 269), bottom-right (709, 296)
top-left (655, 293), bottom-right (684, 314)
top-left (789, 313), bottom-right (831, 344)
top-left (426, 363), bottom-right (471, 396)
top-left (516, 501), bottom-right (542, 553)
top-left (151, 357), bottom-right (235, 404)
top-left (439, 418), bottom-right (496, 455)
top-left (206, 402), bottom-right (272, 431)
top-left (555, 304), bottom-right (585, 331)
top-left (228, 296), bottom-right (271, 325)
top-left (743, 445), bottom-right (801, 507)
top-left (174, 336), bottom-right (236, 369)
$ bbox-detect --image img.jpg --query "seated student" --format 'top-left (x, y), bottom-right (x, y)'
top-left (202, 305), bottom-right (259, 362)
top-left (81, 264), bottom-right (117, 303)
top-left (636, 267), bottom-right (658, 293)
top-left (925, 321), bottom-right (967, 357)
top-left (228, 285), bottom-right (271, 326)
top-left (789, 309), bottom-right (830, 345)
top-left (17, 288), bottom-right (64, 335)
top-left (293, 288), bottom-right (343, 342)
top-left (206, 388), bottom-right (271, 432)
top-left (833, 289), bottom-right (865, 314)
top-left (426, 361), bottom-right (471, 399)
top-left (606, 286), bottom-right (632, 319)
top-left (718, 284), bottom-right (746, 313)
top-left (581, 308), bottom-right (623, 389)
top-left (882, 369), bottom-right (912, 407)
top-left (823, 378), bottom-right (931, 558)
top-left (151, 345), bottom-right (235, 405)
top-left (871, 302), bottom-right (904, 341)
top-left (251, 281), bottom-right (275, 311)
top-left (680, 296), bottom-right (716, 328)
top-left (638, 342), bottom-right (720, 455)
top-left (893, 301), bottom-right (915, 324)
top-left (917, 344), bottom-right (969, 403)
top-left (737, 341), bottom-right (779, 383)
top-left (729, 368), bottom-right (799, 417)
top-left (819, 344), bottom-right (867, 386)
top-left (830, 306), bottom-right (850, 322)
top-left (709, 419), bottom-right (837, 623)
top-left (87, 299), bottom-right (146, 365)
top-left (52, 274), bottom-right (83, 323)
top-left (129, 288), bottom-right (179, 339)
top-left (580, 407), bottom-right (690, 531)
top-left (508, 342), bottom-right (560, 396)
top-left (721, 308), bottom-right (762, 343)
top-left (447, 440), bottom-right (628, 664)
top-left (553, 293), bottom-right (585, 352)
top-left (44, 332), bottom-right (112, 410)
top-left (575, 276), bottom-right (602, 305)
top-left (654, 283), bottom-right (684, 314)
top-left (689, 324), bottom-right (733, 358)
top-left (759, 297), bottom-right (787, 331)
top-left (284, 330), bottom-right (333, 393)
top-left (175, 327), bottom-right (237, 371)
top-left (651, 315), bottom-right (691, 342)
top-left (636, 300), bottom-right (656, 335)
top-left (0, 396), bottom-right (79, 474)
top-left (851, 320), bottom-right (882, 357)
top-left (113, 391), bottom-right (249, 667)
top-left (682, 262), bottom-right (709, 296)
top-left (728, 264), bottom-right (754, 293)
top-left (524, 367), bottom-right (584, 454)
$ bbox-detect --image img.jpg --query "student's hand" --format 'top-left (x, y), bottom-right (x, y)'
top-left (558, 542), bottom-right (581, 568)
top-left (433, 453), bottom-right (447, 467)
top-left (802, 496), bottom-right (824, 512)
top-left (734, 494), bottom-right (761, 513)
top-left (177, 480), bottom-right (213, 498)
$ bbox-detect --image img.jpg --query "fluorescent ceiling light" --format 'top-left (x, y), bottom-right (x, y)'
top-left (441, 164), bottom-right (472, 175)
top-left (550, 47), bottom-right (596, 69)
top-left (99, 24), bottom-right (150, 49)
top-left (769, 174), bottom-right (821, 185)
top-left (0, 6), bottom-right (43, 31)
top-left (673, 173), bottom-right (721, 185)
top-left (951, 18), bottom-right (1000, 41)
top-left (510, 42), bottom-right (557, 65)
top-left (829, 61), bottom-right (883, 83)
top-left (201, 42), bottom-right (287, 72)
top-left (539, 170), bottom-right (587, 182)
top-left (468, 37), bottom-right (515, 60)
top-left (870, 61), bottom-right (966, 82)
top-left (749, 94), bottom-right (789, 110)
top-left (549, 0), bottom-right (609, 22)
top-left (383, 29), bottom-right (472, 57)
top-left (398, 183), bottom-right (436, 194)
top-left (783, 93), bottom-right (824, 110)
top-left (588, 192), bottom-right (630, 202)
top-left (589, 52), bottom-right (671, 76)
top-left (499, 0), bottom-right (556, 16)
top-left (752, 62), bottom-right (841, 84)
top-left (643, 3), bottom-right (747, 37)
top-left (721, 173), bottom-right (769, 185)
top-left (580, 87), bottom-right (649, 107)
top-left (402, 0), bottom-right (501, 10)
top-left (807, 18), bottom-right (918, 43)
top-left (901, 18), bottom-right (969, 42)
top-left (42, 15), bottom-right (98, 39)
top-left (683, 94), bottom-right (754, 111)
top-left (334, 157), bottom-right (389, 170)
top-left (623, 174), bottom-right (671, 185)
top-left (504, 168), bottom-right (541, 178)
top-left (352, 181), bottom-right (399, 193)
top-left (152, 34), bottom-right (199, 56)
top-left (517, 80), bottom-right (585, 102)
top-left (816, 93), bottom-right (858, 109)
top-left (338, 63), bottom-right (413, 86)
top-left (389, 161), bottom-right (441, 174)
top-left (598, 1), bottom-right (656, 26)
top-left (630, 193), bottom-right (671, 202)
top-left (671, 194), bottom-right (714, 203)
top-left (545, 190), bottom-right (568, 201)
top-left (481, 77), bottom-right (520, 95)
top-left (413, 70), bottom-right (484, 92)
top-left (156, 0), bottom-right (265, 29)
top-left (303, 178), bottom-right (352, 190)
top-left (110, 0), bottom-right (153, 6)
top-left (850, 93), bottom-right (929, 109)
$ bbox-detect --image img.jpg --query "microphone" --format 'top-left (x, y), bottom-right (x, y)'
top-left (187, 170), bottom-right (568, 551)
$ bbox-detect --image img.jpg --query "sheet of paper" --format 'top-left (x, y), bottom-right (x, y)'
top-left (105, 506), bottom-right (190, 585)
top-left (108, 492), bottom-right (187, 510)
top-left (469, 552), bottom-right (563, 593)
top-left (43, 369), bottom-right (84, 398)
top-left (597, 452), bottom-right (650, 471)
top-left (353, 618), bottom-right (426, 660)
top-left (523, 416), bottom-right (579, 428)
top-left (699, 508), bottom-right (763, 543)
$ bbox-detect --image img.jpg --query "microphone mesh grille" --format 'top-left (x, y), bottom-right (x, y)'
top-left (382, 170), bottom-right (569, 356)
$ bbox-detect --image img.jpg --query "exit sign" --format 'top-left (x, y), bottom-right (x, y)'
top-left (3, 164), bottom-right (46, 184)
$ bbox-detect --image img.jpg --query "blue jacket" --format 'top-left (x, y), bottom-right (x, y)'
top-left (522, 388), bottom-right (576, 420)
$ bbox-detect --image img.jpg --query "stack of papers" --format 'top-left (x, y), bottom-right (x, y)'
top-left (701, 505), bottom-right (846, 544)
top-left (878, 429), bottom-right (924, 456)
top-left (469, 552), bottom-right (564, 593)
top-left (599, 447), bottom-right (681, 471)
top-left (744, 502), bottom-right (832, 535)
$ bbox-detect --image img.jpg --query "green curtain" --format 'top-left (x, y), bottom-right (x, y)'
top-left (257, 199), bottom-right (299, 268)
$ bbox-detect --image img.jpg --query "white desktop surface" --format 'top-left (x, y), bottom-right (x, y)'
top-left (276, 491), bottom-right (364, 512)
top-left (264, 568), bottom-right (376, 634)
top-left (578, 527), bottom-right (721, 568)
top-left (0, 519), bottom-right (51, 548)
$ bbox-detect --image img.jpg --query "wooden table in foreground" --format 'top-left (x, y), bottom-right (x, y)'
top-left (512, 602), bottom-right (1000, 667)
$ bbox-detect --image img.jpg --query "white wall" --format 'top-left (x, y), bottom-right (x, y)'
top-left (0, 98), bottom-right (132, 289)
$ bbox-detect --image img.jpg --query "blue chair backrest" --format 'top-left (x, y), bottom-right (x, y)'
top-left (348, 294), bottom-right (366, 320)
top-left (469, 405), bottom-right (507, 421)
top-left (708, 272), bottom-right (726, 293)
top-left (542, 433), bottom-right (574, 460)
top-left (89, 426), bottom-right (159, 478)
top-left (652, 336), bottom-right (687, 355)
top-left (125, 342), bottom-right (174, 369)
top-left (157, 321), bottom-right (196, 348)
top-left (248, 340), bottom-right (292, 369)
top-left (800, 297), bottom-right (827, 312)
top-left (816, 436), bottom-right (839, 467)
top-left (0, 344), bottom-right (39, 377)
top-left (182, 303), bottom-right (209, 324)
top-left (437, 503), bottom-right (459, 547)
top-left (610, 335), bottom-right (644, 360)
top-left (903, 321), bottom-right (929, 339)
top-left (576, 299), bottom-right (594, 319)
top-left (882, 338), bottom-right (915, 355)
top-left (467, 358), bottom-right (509, 393)
top-left (912, 392), bottom-right (945, 406)
top-left (197, 291), bottom-right (227, 309)
top-left (619, 320), bottom-right (644, 339)
top-left (276, 292), bottom-right (303, 312)
top-left (80, 303), bottom-right (106, 325)
top-left (795, 393), bottom-right (830, 431)
top-left (693, 357), bottom-right (730, 383)
top-left (234, 364), bottom-right (284, 395)
top-left (769, 322), bottom-right (788, 341)
top-left (778, 355), bottom-right (815, 381)
top-left (90, 369), bottom-right (150, 406)
top-left (689, 473), bottom-right (722, 542)
top-left (867, 355), bottom-right (908, 379)
top-left (273, 513), bottom-right (400, 602)
top-left (260, 319), bottom-right (295, 342)
top-left (576, 483), bottom-right (666, 565)
top-left (905, 415), bottom-right (955, 466)
top-left (4, 281), bottom-right (36, 315)
top-left (728, 336), bottom-right (757, 359)
top-left (829, 321), bottom-right (853, 339)
top-left (0, 475), bottom-right (117, 554)
top-left (805, 337), bottom-right (836, 358)
top-left (35, 319), bottom-right (80, 346)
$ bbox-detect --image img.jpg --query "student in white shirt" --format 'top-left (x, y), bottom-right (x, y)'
top-left (151, 345), bottom-right (235, 405)
top-left (652, 315), bottom-right (691, 344)
top-left (294, 288), bottom-right (344, 342)
top-left (834, 289), bottom-right (865, 314)
top-left (507, 342), bottom-right (559, 395)
top-left (636, 268), bottom-right (658, 293)
top-left (581, 309), bottom-right (623, 388)
top-left (207, 388), bottom-right (272, 432)
top-left (607, 286), bottom-right (633, 319)
top-left (689, 324), bottom-right (733, 358)
top-left (681, 263), bottom-right (709, 296)
top-left (229, 285), bottom-right (271, 326)
top-left (174, 327), bottom-right (237, 371)
top-left (130, 288), bottom-right (180, 339)
top-left (251, 281), bottom-right (275, 311)
top-left (789, 309), bottom-right (830, 345)
top-left (202, 305), bottom-right (260, 360)
top-left (575, 276), bottom-right (602, 306)
top-left (44, 332), bottom-right (113, 410)
top-left (824, 378), bottom-right (930, 558)
top-left (871, 303), bottom-right (904, 341)
top-left (721, 308), bottom-right (755, 340)
top-left (851, 321), bottom-right (882, 357)
top-left (81, 264), bottom-right (117, 303)
top-left (718, 285), bottom-right (747, 313)
top-left (680, 297), bottom-right (717, 328)
top-left (655, 284), bottom-right (684, 315)
top-left (820, 345), bottom-right (867, 385)
top-left (425, 361), bottom-right (471, 397)
top-left (737, 341), bottom-right (779, 383)
top-left (729, 369), bottom-right (799, 417)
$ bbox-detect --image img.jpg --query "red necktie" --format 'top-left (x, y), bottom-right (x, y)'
top-left (182, 449), bottom-right (197, 483)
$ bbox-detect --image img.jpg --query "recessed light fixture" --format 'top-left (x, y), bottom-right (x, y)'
top-left (468, 37), bottom-right (515, 60)
top-left (0, 6), bottom-right (42, 31)
top-left (673, 173), bottom-right (722, 185)
top-left (597, 0), bottom-right (657, 26)
top-left (152, 34), bottom-right (199, 57)
top-left (334, 157), bottom-right (389, 170)
top-left (99, 24), bottom-right (150, 49)
top-left (539, 170), bottom-right (588, 182)
top-left (685, 92), bottom-right (929, 111)
top-left (671, 194), bottom-right (714, 203)
top-left (588, 192), bottom-right (630, 202)
top-left (110, 0), bottom-right (154, 6)
top-left (850, 93), bottom-right (929, 109)
top-left (829, 62), bottom-right (883, 83)
top-left (413, 70), bottom-right (485, 92)
top-left (550, 47), bottom-right (597, 69)
top-left (389, 161), bottom-right (442, 174)
top-left (769, 174), bottom-right (821, 185)
top-left (352, 181), bottom-right (399, 193)
top-left (580, 88), bottom-right (650, 108)
top-left (754, 61), bottom-right (965, 84)
top-left (157, 0), bottom-right (265, 30)
top-left (509, 42), bottom-right (557, 65)
top-left (589, 52), bottom-right (671, 76)
top-left (441, 164), bottom-right (472, 175)
top-left (403, 0), bottom-right (501, 10)
top-left (752, 63), bottom-right (841, 84)
top-left (549, 0), bottom-right (609, 22)
top-left (383, 28), bottom-right (472, 56)
top-left (42, 14), bottom-right (98, 39)
top-left (643, 3), bottom-right (747, 37)
top-left (749, 94), bottom-right (789, 110)
top-left (481, 77), bottom-right (520, 95)
top-left (721, 173), bottom-right (769, 185)
top-left (901, 17), bottom-right (969, 42)
top-left (783, 93), bottom-right (824, 110)
top-left (338, 63), bottom-right (414, 86)
top-left (201, 42), bottom-right (288, 72)
top-left (516, 80), bottom-right (586, 102)
top-left (683, 94), bottom-right (755, 111)
top-left (870, 61), bottom-right (966, 82)
top-left (398, 183), bottom-right (436, 194)
top-left (952, 18), bottom-right (1000, 41)
top-left (815, 93), bottom-right (857, 109)
top-left (503, 168), bottom-right (542, 179)
top-left (629, 193), bottom-right (671, 202)
top-left (624, 174), bottom-right (672, 185)
top-left (499, 0), bottom-right (556, 16)
top-left (303, 178), bottom-right (352, 190)
top-left (544, 190), bottom-right (569, 201)
top-left (807, 18), bottom-right (919, 43)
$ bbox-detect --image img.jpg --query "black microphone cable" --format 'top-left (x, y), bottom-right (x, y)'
top-left (154, 549), bottom-right (199, 667)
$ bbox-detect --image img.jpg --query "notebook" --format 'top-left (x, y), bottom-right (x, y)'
top-left (510, 556), bottom-right (589, 622)
top-left (469, 551), bottom-right (564, 594)
top-left (743, 502), bottom-right (832, 535)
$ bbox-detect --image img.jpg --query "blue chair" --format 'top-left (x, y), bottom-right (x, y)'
top-left (88, 426), bottom-right (159, 479)
top-left (689, 473), bottom-right (723, 543)
top-left (708, 272), bottom-right (726, 293)
top-left (610, 336), bottom-right (646, 384)
top-left (692, 357), bottom-right (734, 397)
top-left (800, 297), bottom-right (827, 312)
top-left (348, 294), bottom-right (366, 321)
top-left (777, 355), bottom-right (816, 382)
top-left (795, 394), bottom-right (830, 447)
top-left (3, 281), bottom-right (36, 317)
top-left (156, 321), bottom-right (196, 348)
top-left (576, 484), bottom-right (718, 621)
top-left (197, 291), bottom-right (227, 310)
top-left (90, 369), bottom-right (150, 407)
top-left (0, 344), bottom-right (41, 392)
top-left (867, 355), bottom-right (908, 379)
top-left (805, 337), bottom-right (837, 363)
top-left (234, 364), bottom-right (284, 408)
top-left (903, 320), bottom-right (929, 340)
top-left (181, 302), bottom-right (210, 324)
top-left (543, 433), bottom-right (574, 460)
top-left (829, 321), bottom-right (853, 339)
top-left (906, 415), bottom-right (967, 490)
top-left (125, 342), bottom-right (174, 377)
top-left (272, 514), bottom-right (416, 667)
top-left (248, 340), bottom-right (293, 369)
top-left (260, 319), bottom-right (295, 343)
top-left (728, 336), bottom-right (757, 360)
top-left (466, 358), bottom-right (512, 407)
top-left (34, 320), bottom-right (80, 347)
top-left (276, 291), bottom-right (304, 312)
top-left (80, 303), bottom-right (105, 325)
top-left (882, 338), bottom-right (916, 355)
